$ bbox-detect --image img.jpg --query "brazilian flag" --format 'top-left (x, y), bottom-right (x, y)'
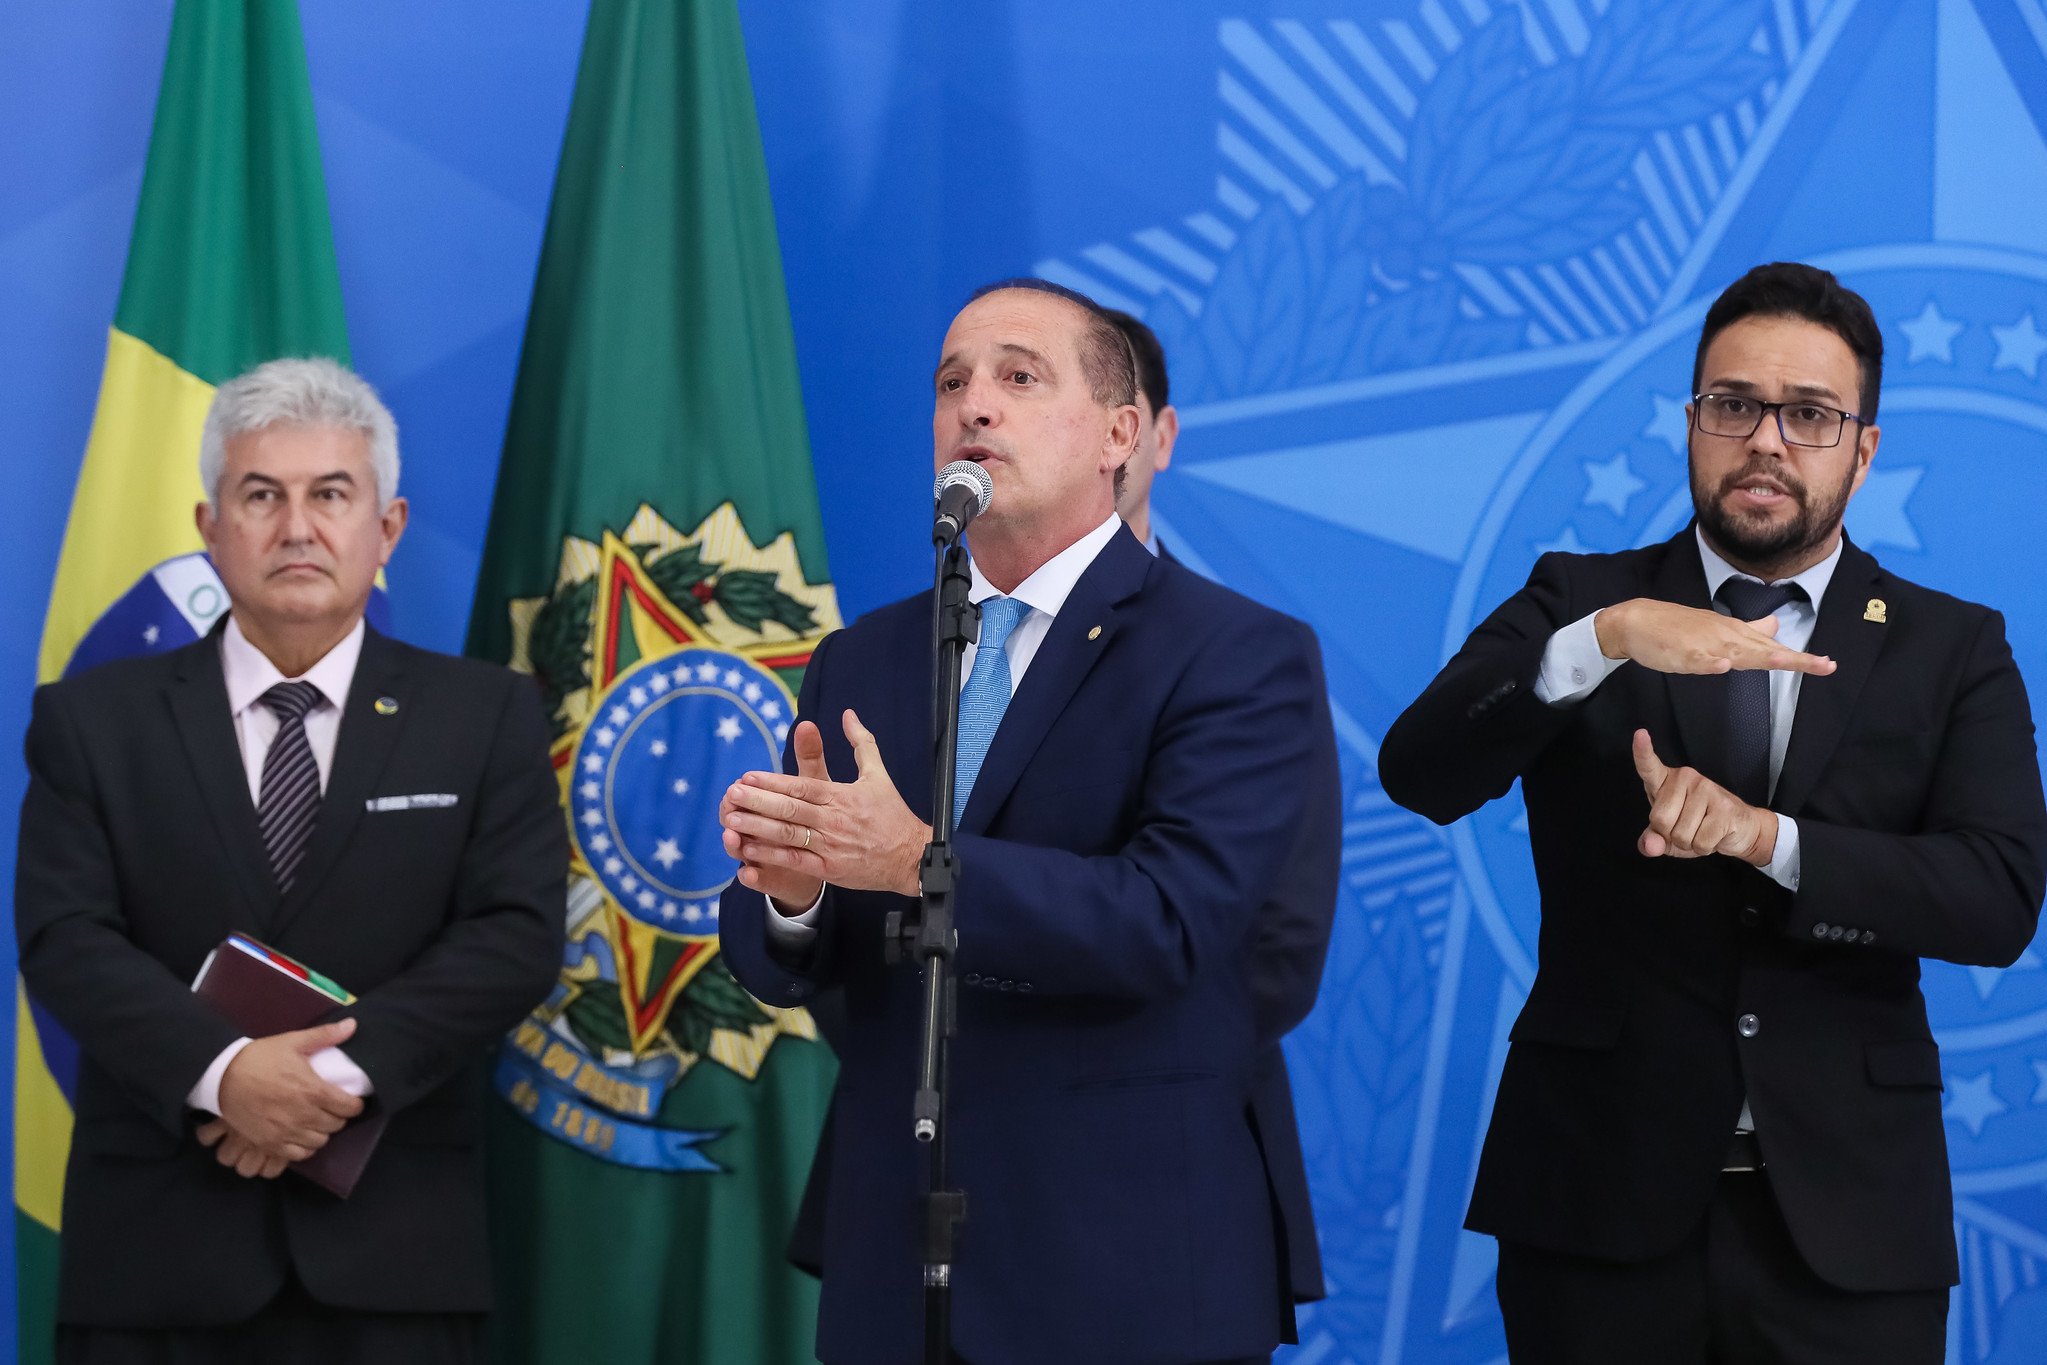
top-left (468, 1), bottom-right (838, 1362)
top-left (15, 2), bottom-right (349, 1361)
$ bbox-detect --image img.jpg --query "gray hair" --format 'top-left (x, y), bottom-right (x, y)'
top-left (199, 357), bottom-right (400, 507)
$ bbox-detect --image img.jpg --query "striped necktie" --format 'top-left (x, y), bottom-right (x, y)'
top-left (954, 596), bottom-right (1028, 828)
top-left (257, 680), bottom-right (325, 895)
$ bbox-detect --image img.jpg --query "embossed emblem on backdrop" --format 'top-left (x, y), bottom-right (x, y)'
top-left (1038, 2), bottom-right (2047, 1359)
top-left (492, 503), bottom-right (838, 1170)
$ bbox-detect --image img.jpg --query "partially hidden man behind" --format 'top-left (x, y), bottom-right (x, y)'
top-left (717, 280), bottom-right (1335, 1365)
top-left (17, 358), bottom-right (566, 1363)
top-left (1103, 306), bottom-right (1340, 1316)
top-left (1380, 263), bottom-right (2047, 1363)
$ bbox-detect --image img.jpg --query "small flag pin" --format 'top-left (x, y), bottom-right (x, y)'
top-left (374, 696), bottom-right (400, 716)
top-left (1864, 599), bottom-right (1887, 624)
top-left (1087, 625), bottom-right (1102, 641)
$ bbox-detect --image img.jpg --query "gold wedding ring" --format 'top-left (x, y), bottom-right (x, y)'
top-left (801, 828), bottom-right (814, 850)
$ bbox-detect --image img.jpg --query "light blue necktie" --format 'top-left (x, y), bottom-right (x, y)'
top-left (954, 596), bottom-right (1028, 828)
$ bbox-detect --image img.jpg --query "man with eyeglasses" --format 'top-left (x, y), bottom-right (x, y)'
top-left (1380, 261), bottom-right (2047, 1362)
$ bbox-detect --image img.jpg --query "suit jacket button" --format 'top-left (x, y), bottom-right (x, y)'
top-left (1811, 922), bottom-right (1830, 939)
top-left (1841, 928), bottom-right (1860, 943)
top-left (1827, 925), bottom-right (1845, 941)
top-left (1861, 931), bottom-right (1876, 947)
top-left (1018, 982), bottom-right (1033, 993)
top-left (1737, 1013), bottom-right (1761, 1038)
top-left (1739, 906), bottom-right (1760, 927)
top-left (964, 973), bottom-right (981, 985)
top-left (786, 984), bottom-right (804, 1000)
top-left (999, 979), bottom-right (1014, 992)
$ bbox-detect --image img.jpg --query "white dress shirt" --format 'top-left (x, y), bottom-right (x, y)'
top-left (764, 513), bottom-right (1125, 944)
top-left (186, 616), bottom-right (376, 1116)
top-left (1532, 528), bottom-right (1843, 891)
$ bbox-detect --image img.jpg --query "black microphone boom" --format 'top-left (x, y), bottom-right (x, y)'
top-left (932, 460), bottom-right (994, 546)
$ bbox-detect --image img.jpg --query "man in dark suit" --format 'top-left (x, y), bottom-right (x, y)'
top-left (1380, 262), bottom-right (2047, 1362)
top-left (16, 357), bottom-right (566, 1363)
top-left (717, 279), bottom-right (1334, 1365)
top-left (1104, 306), bottom-right (1339, 1314)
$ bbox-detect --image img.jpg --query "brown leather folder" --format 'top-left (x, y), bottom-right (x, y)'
top-left (192, 937), bottom-right (388, 1197)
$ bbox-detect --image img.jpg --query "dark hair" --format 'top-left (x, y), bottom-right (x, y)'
top-left (1101, 309), bottom-right (1169, 414)
top-left (1693, 263), bottom-right (1884, 420)
top-left (965, 278), bottom-right (1136, 410)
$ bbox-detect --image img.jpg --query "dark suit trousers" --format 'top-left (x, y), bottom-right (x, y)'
top-left (56, 1274), bottom-right (483, 1365)
top-left (1495, 1170), bottom-right (1945, 1364)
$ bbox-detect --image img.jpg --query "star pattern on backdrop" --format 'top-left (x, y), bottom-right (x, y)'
top-left (1991, 312), bottom-right (2047, 378)
top-left (1898, 300), bottom-right (1964, 364)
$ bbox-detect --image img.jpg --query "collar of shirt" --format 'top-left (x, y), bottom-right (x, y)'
top-left (966, 512), bottom-right (1123, 618)
top-left (221, 614), bottom-right (367, 719)
top-left (1694, 524), bottom-right (1843, 612)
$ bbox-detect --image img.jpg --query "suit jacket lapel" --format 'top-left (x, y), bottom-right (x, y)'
top-left (166, 634), bottom-right (276, 932)
top-left (1650, 528), bottom-right (1728, 777)
top-left (1772, 538), bottom-right (1886, 816)
top-left (957, 530), bottom-right (1153, 835)
top-left (270, 628), bottom-right (411, 939)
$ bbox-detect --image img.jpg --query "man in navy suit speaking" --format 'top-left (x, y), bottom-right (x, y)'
top-left (718, 280), bottom-right (1335, 1365)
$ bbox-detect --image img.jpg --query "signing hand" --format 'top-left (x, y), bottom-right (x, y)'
top-left (1595, 599), bottom-right (1835, 677)
top-left (721, 709), bottom-right (931, 905)
top-left (196, 1118), bottom-right (289, 1179)
top-left (215, 1018), bottom-right (364, 1161)
top-left (1632, 729), bottom-right (1777, 865)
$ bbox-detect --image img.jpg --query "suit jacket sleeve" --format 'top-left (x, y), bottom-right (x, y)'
top-left (946, 613), bottom-right (1324, 1003)
top-left (338, 674), bottom-right (567, 1112)
top-left (15, 683), bottom-right (243, 1136)
top-left (1248, 644), bottom-right (1341, 1047)
top-left (719, 631), bottom-right (845, 1008)
top-left (1379, 552), bottom-right (1587, 825)
top-left (1781, 606), bottom-right (2047, 966)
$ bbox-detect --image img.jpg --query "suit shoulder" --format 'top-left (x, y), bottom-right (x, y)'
top-left (1145, 558), bottom-right (1318, 655)
top-left (38, 640), bottom-right (192, 706)
top-left (386, 639), bottom-right (523, 686)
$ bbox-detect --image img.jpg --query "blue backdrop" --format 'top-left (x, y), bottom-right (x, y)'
top-left (7, 2), bottom-right (2047, 1360)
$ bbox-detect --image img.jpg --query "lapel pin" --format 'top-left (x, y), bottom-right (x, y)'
top-left (1087, 625), bottom-right (1102, 641)
top-left (374, 696), bottom-right (400, 716)
top-left (1864, 598), bottom-right (1887, 624)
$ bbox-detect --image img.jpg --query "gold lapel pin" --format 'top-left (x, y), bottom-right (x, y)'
top-left (1864, 598), bottom-right (1888, 624)
top-left (1087, 625), bottom-right (1102, 641)
top-left (374, 696), bottom-right (400, 715)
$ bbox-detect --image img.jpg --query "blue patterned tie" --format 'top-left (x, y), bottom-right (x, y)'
top-left (954, 596), bottom-right (1028, 828)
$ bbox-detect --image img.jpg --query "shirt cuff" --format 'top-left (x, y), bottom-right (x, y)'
top-left (1533, 610), bottom-right (1627, 705)
top-left (761, 888), bottom-right (827, 947)
top-left (310, 1046), bottom-right (374, 1097)
top-left (186, 1036), bottom-right (254, 1116)
top-left (1761, 814), bottom-right (1801, 891)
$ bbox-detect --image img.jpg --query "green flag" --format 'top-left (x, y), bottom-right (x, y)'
top-left (468, 2), bottom-right (837, 1361)
top-left (19, 3), bottom-right (347, 1359)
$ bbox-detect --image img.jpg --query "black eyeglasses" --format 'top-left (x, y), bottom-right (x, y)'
top-left (1692, 393), bottom-right (1868, 449)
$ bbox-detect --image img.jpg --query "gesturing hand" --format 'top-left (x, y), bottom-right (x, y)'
top-left (1595, 598), bottom-right (1835, 677)
top-left (1632, 729), bottom-right (1778, 866)
top-left (721, 709), bottom-right (932, 907)
top-left (215, 1018), bottom-right (364, 1161)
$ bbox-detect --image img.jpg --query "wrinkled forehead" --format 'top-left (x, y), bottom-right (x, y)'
top-left (222, 421), bottom-right (376, 475)
top-left (940, 288), bottom-right (1088, 364)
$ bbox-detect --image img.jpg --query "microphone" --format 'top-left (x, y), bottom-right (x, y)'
top-left (932, 460), bottom-right (994, 546)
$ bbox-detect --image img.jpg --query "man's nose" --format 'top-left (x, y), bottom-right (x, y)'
top-left (957, 374), bottom-right (999, 427)
top-left (1748, 408), bottom-right (1789, 458)
top-left (280, 495), bottom-right (316, 542)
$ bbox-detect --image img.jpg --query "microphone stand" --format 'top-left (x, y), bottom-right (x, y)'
top-left (887, 533), bottom-right (975, 1364)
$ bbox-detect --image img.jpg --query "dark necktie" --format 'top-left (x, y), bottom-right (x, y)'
top-left (257, 681), bottom-right (325, 895)
top-left (1714, 578), bottom-right (1807, 806)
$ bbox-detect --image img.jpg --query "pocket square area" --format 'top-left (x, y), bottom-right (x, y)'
top-left (365, 793), bottom-right (460, 812)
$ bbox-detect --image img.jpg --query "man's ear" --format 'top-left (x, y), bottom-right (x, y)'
top-left (1102, 403), bottom-right (1141, 471)
top-left (1153, 405), bottom-right (1180, 472)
